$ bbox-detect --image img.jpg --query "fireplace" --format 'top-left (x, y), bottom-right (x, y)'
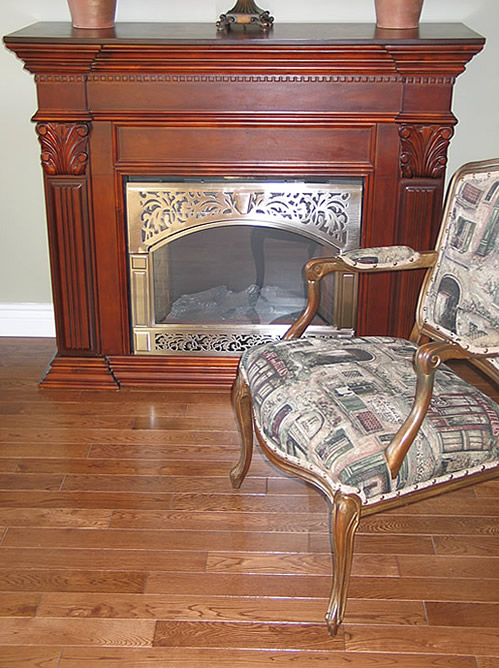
top-left (3, 22), bottom-right (484, 388)
top-left (126, 178), bottom-right (363, 354)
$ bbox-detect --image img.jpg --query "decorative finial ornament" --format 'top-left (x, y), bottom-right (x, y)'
top-left (217, 0), bottom-right (274, 31)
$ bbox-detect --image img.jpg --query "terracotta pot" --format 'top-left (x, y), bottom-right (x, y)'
top-left (375, 0), bottom-right (424, 29)
top-left (68, 0), bottom-right (117, 29)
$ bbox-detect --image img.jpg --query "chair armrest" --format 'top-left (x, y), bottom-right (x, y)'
top-left (342, 245), bottom-right (422, 268)
top-left (283, 247), bottom-right (438, 340)
top-left (304, 248), bottom-right (438, 281)
top-left (384, 341), bottom-right (490, 479)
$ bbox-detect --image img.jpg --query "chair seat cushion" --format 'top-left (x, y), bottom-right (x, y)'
top-left (239, 337), bottom-right (499, 505)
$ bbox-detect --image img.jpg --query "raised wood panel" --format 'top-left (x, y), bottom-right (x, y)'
top-left (401, 82), bottom-right (453, 115)
top-left (35, 77), bottom-right (90, 120)
top-left (89, 79), bottom-right (401, 115)
top-left (389, 179), bottom-right (443, 335)
top-left (45, 180), bottom-right (96, 354)
top-left (116, 126), bottom-right (374, 167)
top-left (88, 122), bottom-right (131, 356)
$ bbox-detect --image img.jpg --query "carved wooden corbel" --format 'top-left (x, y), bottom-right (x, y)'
top-left (399, 124), bottom-right (454, 179)
top-left (36, 122), bottom-right (90, 176)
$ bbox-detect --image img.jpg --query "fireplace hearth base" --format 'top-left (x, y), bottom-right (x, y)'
top-left (4, 22), bottom-right (485, 388)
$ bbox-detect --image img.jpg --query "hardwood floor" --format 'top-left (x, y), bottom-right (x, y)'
top-left (0, 337), bottom-right (498, 667)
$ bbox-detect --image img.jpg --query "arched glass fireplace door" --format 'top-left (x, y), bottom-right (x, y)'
top-left (126, 179), bottom-right (363, 355)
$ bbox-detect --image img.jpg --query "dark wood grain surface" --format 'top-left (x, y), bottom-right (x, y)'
top-left (5, 22), bottom-right (484, 44)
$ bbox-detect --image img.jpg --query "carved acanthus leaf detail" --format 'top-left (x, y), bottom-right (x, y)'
top-left (36, 122), bottom-right (90, 176)
top-left (399, 125), bottom-right (454, 179)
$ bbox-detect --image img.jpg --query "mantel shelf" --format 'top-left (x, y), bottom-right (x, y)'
top-left (5, 21), bottom-right (484, 45)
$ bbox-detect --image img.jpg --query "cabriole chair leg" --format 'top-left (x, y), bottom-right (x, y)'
top-left (326, 491), bottom-right (361, 636)
top-left (230, 372), bottom-right (254, 489)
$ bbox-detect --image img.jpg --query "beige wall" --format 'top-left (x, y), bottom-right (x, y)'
top-left (1, 0), bottom-right (498, 304)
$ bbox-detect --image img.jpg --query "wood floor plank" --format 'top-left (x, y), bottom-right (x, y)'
top-left (359, 513), bottom-right (499, 536)
top-left (206, 551), bottom-right (398, 576)
top-left (0, 593), bottom-right (41, 617)
top-left (0, 443), bottom-right (91, 459)
top-left (170, 492), bottom-right (329, 513)
top-left (110, 509), bottom-right (328, 532)
top-left (17, 457), bottom-right (274, 477)
top-left (153, 619), bottom-right (345, 650)
top-left (425, 602), bottom-right (499, 628)
top-left (2, 527), bottom-right (309, 554)
top-left (0, 400), bottom-right (187, 418)
top-left (387, 496), bottom-right (499, 516)
top-left (347, 576), bottom-right (499, 603)
top-left (474, 481), bottom-right (499, 497)
top-left (266, 478), bottom-right (314, 495)
top-left (267, 512), bottom-right (330, 532)
top-left (344, 625), bottom-right (499, 656)
top-left (310, 533), bottom-right (435, 555)
top-left (0, 491), bottom-right (174, 510)
top-left (146, 571), bottom-right (332, 597)
top-left (433, 535), bottom-right (499, 556)
top-left (77, 389), bottom-right (231, 405)
top-left (0, 646), bottom-right (62, 667)
top-left (0, 473), bottom-right (65, 491)
top-left (57, 647), bottom-right (479, 667)
top-left (146, 568), bottom-right (499, 602)
top-left (0, 389), bottom-right (77, 403)
top-left (89, 443), bottom-right (241, 461)
top-left (477, 658), bottom-right (499, 668)
top-left (0, 427), bottom-right (237, 446)
top-left (0, 548), bottom-right (207, 572)
top-left (0, 508), bottom-right (112, 529)
top-left (35, 592), bottom-right (426, 626)
top-left (0, 569), bottom-right (147, 593)
top-left (0, 459), bottom-right (20, 473)
top-left (132, 416), bottom-right (237, 430)
top-left (0, 618), bottom-right (155, 647)
top-left (60, 473), bottom-right (266, 494)
top-left (397, 555), bottom-right (499, 579)
top-left (110, 509), bottom-right (274, 532)
top-left (0, 415), bottom-right (135, 429)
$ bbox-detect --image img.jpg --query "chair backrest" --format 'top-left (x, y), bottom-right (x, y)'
top-left (418, 158), bottom-right (499, 376)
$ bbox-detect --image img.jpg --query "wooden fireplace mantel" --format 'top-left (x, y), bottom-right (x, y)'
top-left (4, 22), bottom-right (485, 388)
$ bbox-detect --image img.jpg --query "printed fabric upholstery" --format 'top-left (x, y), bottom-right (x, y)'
top-left (240, 336), bottom-right (499, 505)
top-left (342, 246), bottom-right (421, 269)
top-left (421, 165), bottom-right (499, 371)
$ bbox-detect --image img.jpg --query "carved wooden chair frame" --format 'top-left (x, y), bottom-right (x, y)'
top-left (230, 157), bottom-right (499, 636)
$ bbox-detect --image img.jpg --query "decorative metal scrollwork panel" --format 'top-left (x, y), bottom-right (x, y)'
top-left (127, 180), bottom-right (363, 253)
top-left (155, 331), bottom-right (279, 353)
top-left (152, 329), bottom-right (342, 355)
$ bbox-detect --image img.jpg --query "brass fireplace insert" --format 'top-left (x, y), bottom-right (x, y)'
top-left (127, 179), bottom-right (363, 355)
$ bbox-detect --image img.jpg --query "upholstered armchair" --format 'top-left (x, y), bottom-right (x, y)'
top-left (230, 158), bottom-right (499, 636)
